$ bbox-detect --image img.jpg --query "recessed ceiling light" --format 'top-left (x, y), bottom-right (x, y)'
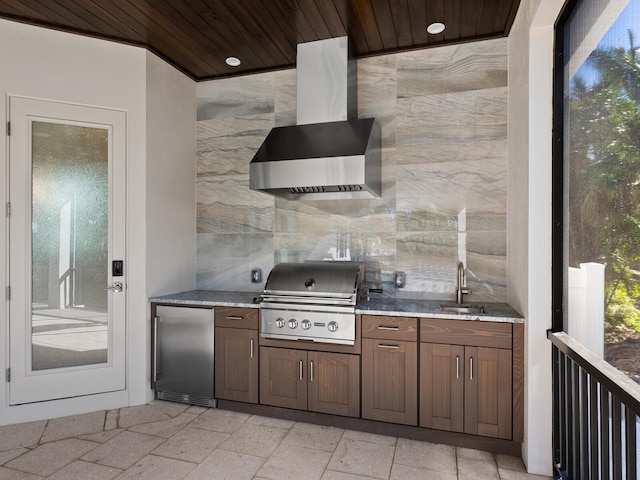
top-left (427, 22), bottom-right (446, 35)
top-left (225, 56), bottom-right (241, 67)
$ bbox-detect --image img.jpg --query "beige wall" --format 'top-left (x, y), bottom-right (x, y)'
top-left (508, 0), bottom-right (568, 475)
top-left (0, 20), bottom-right (196, 424)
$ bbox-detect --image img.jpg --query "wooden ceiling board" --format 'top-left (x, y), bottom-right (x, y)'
top-left (224, 0), bottom-right (292, 65)
top-left (477, 0), bottom-right (503, 36)
top-left (313, 0), bottom-right (347, 38)
top-left (333, 1), bottom-right (368, 54)
top-left (460, 0), bottom-right (481, 38)
top-left (407, 0), bottom-right (428, 47)
top-left (0, 0), bottom-right (521, 80)
top-left (389, 0), bottom-right (415, 48)
top-left (351, 0), bottom-right (384, 52)
top-left (443, 0), bottom-right (462, 41)
top-left (370, 0), bottom-right (399, 50)
top-left (297, 0), bottom-right (332, 39)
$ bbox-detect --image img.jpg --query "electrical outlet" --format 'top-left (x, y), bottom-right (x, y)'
top-left (251, 268), bottom-right (262, 283)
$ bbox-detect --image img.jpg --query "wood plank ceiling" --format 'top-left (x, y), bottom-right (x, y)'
top-left (0, 0), bottom-right (521, 81)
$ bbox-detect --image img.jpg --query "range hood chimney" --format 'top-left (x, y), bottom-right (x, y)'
top-left (250, 37), bottom-right (381, 200)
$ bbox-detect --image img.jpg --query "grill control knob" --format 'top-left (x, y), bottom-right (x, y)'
top-left (301, 320), bottom-right (312, 330)
top-left (288, 319), bottom-right (298, 329)
top-left (327, 321), bottom-right (339, 333)
top-left (275, 318), bottom-right (285, 328)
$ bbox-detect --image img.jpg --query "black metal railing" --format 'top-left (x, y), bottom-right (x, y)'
top-left (549, 331), bottom-right (640, 479)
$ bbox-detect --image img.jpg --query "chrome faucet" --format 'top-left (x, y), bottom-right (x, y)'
top-left (456, 261), bottom-right (471, 304)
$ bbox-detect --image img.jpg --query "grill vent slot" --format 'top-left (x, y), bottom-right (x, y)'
top-left (286, 185), bottom-right (363, 195)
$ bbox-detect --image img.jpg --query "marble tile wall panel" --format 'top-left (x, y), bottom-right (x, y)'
top-left (396, 87), bottom-right (508, 147)
top-left (396, 232), bottom-right (458, 299)
top-left (197, 113), bottom-right (274, 176)
top-left (196, 73), bottom-right (274, 120)
top-left (197, 176), bottom-right (273, 234)
top-left (357, 55), bottom-right (398, 150)
top-left (397, 38), bottom-right (508, 98)
top-left (195, 39), bottom-right (509, 299)
top-left (273, 197), bottom-right (395, 234)
top-left (273, 232), bottom-right (397, 277)
top-left (395, 138), bottom-right (507, 166)
top-left (274, 69), bottom-right (297, 127)
top-left (196, 233), bottom-right (274, 291)
top-left (396, 158), bottom-right (507, 224)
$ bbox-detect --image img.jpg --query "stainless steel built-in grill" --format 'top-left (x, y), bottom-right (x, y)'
top-left (260, 262), bottom-right (366, 345)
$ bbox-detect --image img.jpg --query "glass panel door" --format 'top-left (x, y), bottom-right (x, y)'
top-left (9, 96), bottom-right (126, 405)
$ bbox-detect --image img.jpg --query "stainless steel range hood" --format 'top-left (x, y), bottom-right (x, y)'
top-left (250, 37), bottom-right (381, 200)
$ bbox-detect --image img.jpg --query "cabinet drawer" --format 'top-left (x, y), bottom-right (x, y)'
top-left (215, 307), bottom-right (259, 329)
top-left (362, 315), bottom-right (418, 341)
top-left (420, 318), bottom-right (512, 349)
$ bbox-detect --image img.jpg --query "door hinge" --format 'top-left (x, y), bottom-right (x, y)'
top-left (5, 368), bottom-right (10, 383)
top-left (6, 121), bottom-right (10, 136)
top-left (5, 202), bottom-right (10, 218)
top-left (5, 286), bottom-right (10, 300)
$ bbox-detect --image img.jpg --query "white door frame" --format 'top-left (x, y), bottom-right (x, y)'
top-left (8, 96), bottom-right (126, 405)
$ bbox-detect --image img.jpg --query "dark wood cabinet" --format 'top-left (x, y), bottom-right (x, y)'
top-left (361, 315), bottom-right (418, 425)
top-left (214, 307), bottom-right (259, 404)
top-left (259, 346), bottom-right (307, 409)
top-left (260, 346), bottom-right (360, 417)
top-left (463, 346), bottom-right (512, 438)
top-left (420, 342), bottom-right (464, 432)
top-left (308, 350), bottom-right (360, 417)
top-left (419, 318), bottom-right (514, 440)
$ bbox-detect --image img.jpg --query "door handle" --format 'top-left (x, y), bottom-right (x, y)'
top-left (153, 316), bottom-right (160, 382)
top-left (104, 281), bottom-right (123, 293)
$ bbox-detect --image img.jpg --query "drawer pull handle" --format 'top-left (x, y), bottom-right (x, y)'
top-left (226, 316), bottom-right (244, 320)
top-left (378, 344), bottom-right (400, 349)
top-left (377, 325), bottom-right (399, 331)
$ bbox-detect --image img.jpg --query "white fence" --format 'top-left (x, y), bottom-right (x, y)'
top-left (568, 262), bottom-right (605, 358)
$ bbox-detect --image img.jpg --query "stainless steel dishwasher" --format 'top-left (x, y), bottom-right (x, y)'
top-left (154, 305), bottom-right (216, 407)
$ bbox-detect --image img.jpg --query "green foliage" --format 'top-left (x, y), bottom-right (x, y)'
top-left (606, 280), bottom-right (640, 330)
top-left (570, 30), bottom-right (640, 332)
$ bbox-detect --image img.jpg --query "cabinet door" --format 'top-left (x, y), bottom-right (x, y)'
top-left (362, 338), bottom-right (417, 425)
top-left (464, 347), bottom-right (512, 439)
top-left (260, 347), bottom-right (307, 410)
top-left (307, 351), bottom-right (360, 417)
top-left (419, 343), bottom-right (464, 432)
top-left (215, 327), bottom-right (258, 403)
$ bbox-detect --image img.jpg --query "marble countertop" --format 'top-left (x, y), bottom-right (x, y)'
top-left (150, 290), bottom-right (524, 323)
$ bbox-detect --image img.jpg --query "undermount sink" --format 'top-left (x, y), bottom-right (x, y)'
top-left (440, 304), bottom-right (485, 314)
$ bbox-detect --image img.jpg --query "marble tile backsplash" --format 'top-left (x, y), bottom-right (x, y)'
top-left (195, 38), bottom-right (508, 302)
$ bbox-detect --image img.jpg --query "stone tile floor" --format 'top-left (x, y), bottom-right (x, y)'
top-left (0, 401), bottom-right (552, 480)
